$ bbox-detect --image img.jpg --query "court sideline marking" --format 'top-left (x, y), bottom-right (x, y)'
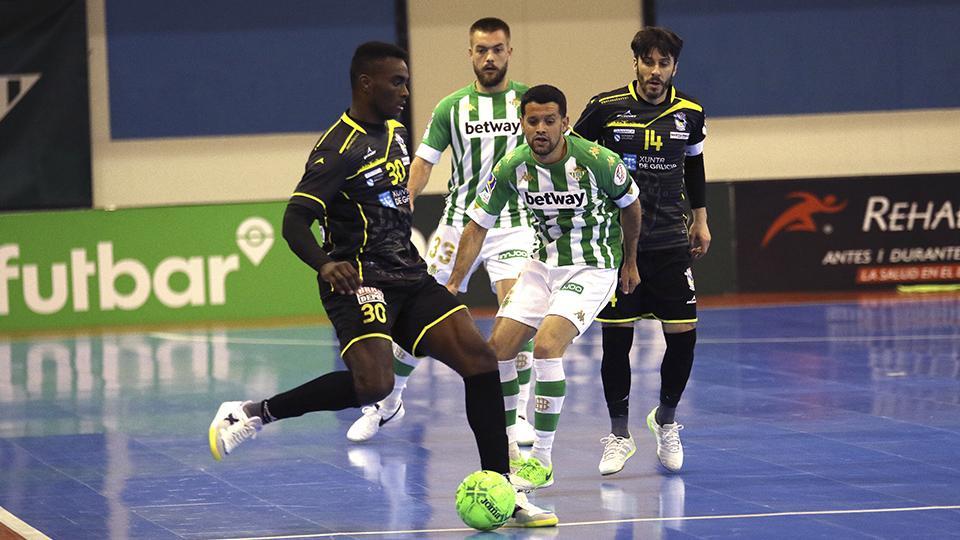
top-left (215, 504), bottom-right (960, 539)
top-left (148, 331), bottom-right (956, 347)
top-left (0, 506), bottom-right (51, 540)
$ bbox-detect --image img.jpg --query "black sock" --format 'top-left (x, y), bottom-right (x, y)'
top-left (602, 326), bottom-right (634, 436)
top-left (656, 405), bottom-right (677, 425)
top-left (660, 328), bottom-right (696, 411)
top-left (464, 370), bottom-right (509, 474)
top-left (610, 413), bottom-right (630, 438)
top-left (263, 370), bottom-right (360, 420)
top-left (241, 400), bottom-right (277, 424)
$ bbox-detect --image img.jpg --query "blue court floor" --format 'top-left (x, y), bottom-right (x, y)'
top-left (2, 294), bottom-right (960, 539)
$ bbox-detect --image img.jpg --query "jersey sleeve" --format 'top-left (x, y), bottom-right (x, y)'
top-left (598, 154), bottom-right (640, 209)
top-left (685, 110), bottom-right (706, 157)
top-left (466, 160), bottom-right (516, 229)
top-left (289, 148), bottom-right (348, 218)
top-left (414, 99), bottom-right (453, 164)
top-left (572, 95), bottom-right (603, 142)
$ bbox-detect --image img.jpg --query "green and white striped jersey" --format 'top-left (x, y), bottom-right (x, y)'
top-left (416, 81), bottom-right (532, 228)
top-left (469, 135), bottom-right (640, 268)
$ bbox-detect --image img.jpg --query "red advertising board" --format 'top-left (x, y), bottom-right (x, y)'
top-left (734, 173), bottom-right (959, 292)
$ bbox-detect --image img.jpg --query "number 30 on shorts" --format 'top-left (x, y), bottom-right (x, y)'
top-left (361, 302), bottom-right (387, 324)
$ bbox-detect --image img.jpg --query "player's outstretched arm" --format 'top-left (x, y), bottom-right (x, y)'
top-left (446, 220), bottom-right (488, 294)
top-left (619, 199), bottom-right (642, 294)
top-left (406, 156), bottom-right (434, 211)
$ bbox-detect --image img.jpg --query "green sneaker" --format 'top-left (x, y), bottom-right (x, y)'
top-left (510, 457), bottom-right (526, 476)
top-left (511, 457), bottom-right (554, 489)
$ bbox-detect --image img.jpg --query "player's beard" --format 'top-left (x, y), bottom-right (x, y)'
top-left (638, 69), bottom-right (672, 102)
top-left (531, 135), bottom-right (560, 157)
top-left (474, 63), bottom-right (508, 89)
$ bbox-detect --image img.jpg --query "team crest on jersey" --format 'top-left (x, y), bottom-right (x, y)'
top-left (674, 112), bottom-right (688, 131)
top-left (356, 286), bottom-right (385, 305)
top-left (613, 162), bottom-right (629, 186)
top-left (571, 166), bottom-right (587, 181)
top-left (396, 133), bottom-right (408, 156)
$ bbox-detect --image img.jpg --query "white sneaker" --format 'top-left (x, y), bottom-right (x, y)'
top-left (515, 415), bottom-right (536, 447)
top-left (504, 489), bottom-right (558, 528)
top-left (598, 434), bottom-right (637, 475)
top-left (346, 401), bottom-right (405, 442)
top-left (647, 407), bottom-right (684, 472)
top-left (209, 400), bottom-right (263, 461)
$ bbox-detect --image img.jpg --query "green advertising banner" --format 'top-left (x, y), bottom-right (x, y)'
top-left (1, 201), bottom-right (323, 332)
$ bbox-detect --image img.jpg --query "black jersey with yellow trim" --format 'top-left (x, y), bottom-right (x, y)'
top-left (574, 82), bottom-right (706, 251)
top-left (289, 111), bottom-right (425, 286)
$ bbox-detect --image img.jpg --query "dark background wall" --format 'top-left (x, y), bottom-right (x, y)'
top-left (657, 0), bottom-right (960, 116)
top-left (105, 0), bottom-right (398, 138)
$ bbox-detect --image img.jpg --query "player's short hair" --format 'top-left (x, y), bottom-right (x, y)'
top-left (470, 17), bottom-right (511, 39)
top-left (521, 84), bottom-right (567, 117)
top-left (631, 26), bottom-right (683, 62)
top-left (350, 41), bottom-right (408, 90)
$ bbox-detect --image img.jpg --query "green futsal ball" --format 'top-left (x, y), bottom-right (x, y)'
top-left (455, 470), bottom-right (516, 530)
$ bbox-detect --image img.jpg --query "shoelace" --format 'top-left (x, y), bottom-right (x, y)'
top-left (659, 424), bottom-right (684, 452)
top-left (600, 435), bottom-right (632, 460)
top-left (516, 459), bottom-right (548, 481)
top-left (224, 422), bottom-right (258, 451)
top-left (360, 405), bottom-right (378, 416)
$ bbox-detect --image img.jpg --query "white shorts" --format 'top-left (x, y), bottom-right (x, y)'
top-left (497, 259), bottom-right (618, 336)
top-left (425, 224), bottom-right (535, 293)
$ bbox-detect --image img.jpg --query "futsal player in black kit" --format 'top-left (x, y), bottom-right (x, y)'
top-left (207, 41), bottom-right (556, 528)
top-left (574, 27), bottom-right (711, 476)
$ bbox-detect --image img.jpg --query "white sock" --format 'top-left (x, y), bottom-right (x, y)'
top-left (382, 344), bottom-right (419, 412)
top-left (531, 357), bottom-right (565, 468)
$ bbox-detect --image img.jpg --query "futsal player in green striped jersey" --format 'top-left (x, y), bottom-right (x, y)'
top-left (447, 84), bottom-right (643, 489)
top-left (347, 18), bottom-right (539, 447)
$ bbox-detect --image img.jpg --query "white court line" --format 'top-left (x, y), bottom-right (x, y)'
top-left (0, 506), bottom-right (51, 540)
top-left (149, 331), bottom-right (956, 347)
top-left (214, 504), bottom-right (960, 540)
top-left (697, 333), bottom-right (959, 345)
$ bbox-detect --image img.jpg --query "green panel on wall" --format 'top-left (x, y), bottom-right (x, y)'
top-left (1, 202), bottom-right (323, 332)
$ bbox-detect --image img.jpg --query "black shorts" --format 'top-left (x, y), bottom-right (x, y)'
top-left (320, 274), bottom-right (466, 357)
top-left (596, 246), bottom-right (697, 324)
